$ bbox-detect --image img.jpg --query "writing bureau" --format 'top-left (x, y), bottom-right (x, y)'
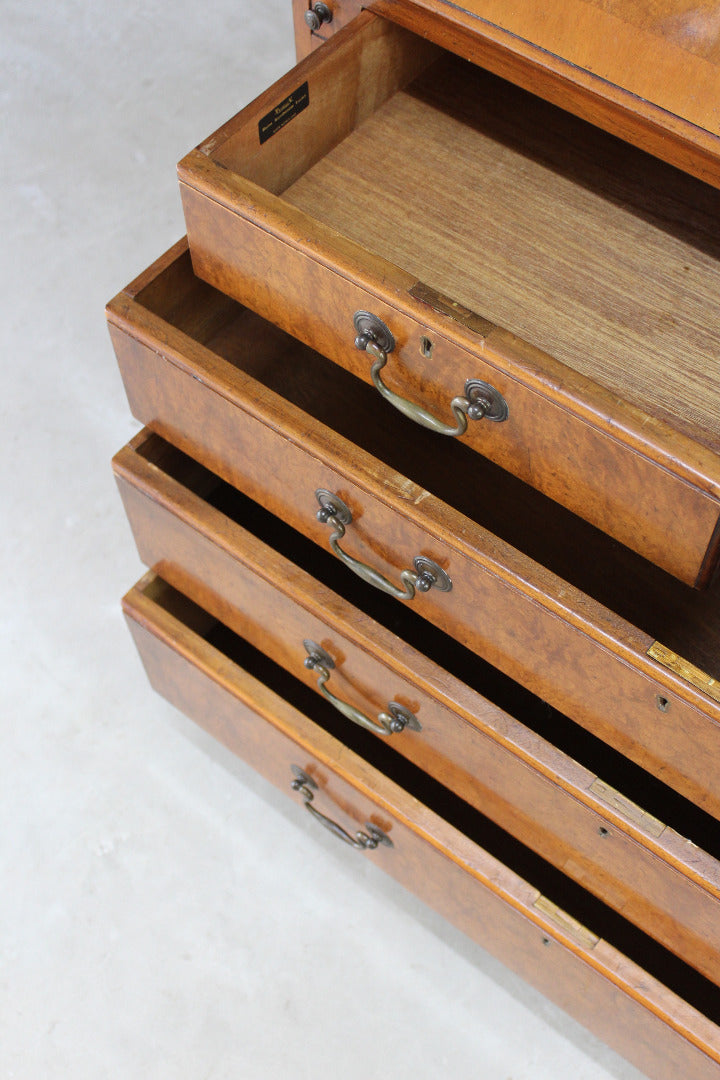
top-left (109, 3), bottom-right (720, 1077)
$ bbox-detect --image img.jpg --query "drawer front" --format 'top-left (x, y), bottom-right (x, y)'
top-left (106, 245), bottom-right (720, 821)
top-left (177, 12), bottom-right (720, 586)
top-left (114, 430), bottom-right (720, 982)
top-left (123, 573), bottom-right (720, 1080)
top-left (179, 163), bottom-right (720, 590)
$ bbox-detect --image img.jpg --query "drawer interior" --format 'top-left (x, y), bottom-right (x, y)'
top-left (139, 573), bottom-right (720, 1024)
top-left (134, 433), bottom-right (720, 864)
top-left (134, 252), bottom-right (720, 683)
top-left (205, 14), bottom-right (720, 451)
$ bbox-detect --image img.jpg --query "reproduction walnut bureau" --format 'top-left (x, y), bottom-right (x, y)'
top-left (109, 3), bottom-right (720, 1076)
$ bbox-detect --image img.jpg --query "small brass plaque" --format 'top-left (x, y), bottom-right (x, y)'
top-left (409, 281), bottom-right (496, 338)
top-left (259, 82), bottom-right (309, 144)
top-left (589, 779), bottom-right (665, 838)
top-left (534, 895), bottom-right (599, 950)
top-left (647, 642), bottom-right (720, 705)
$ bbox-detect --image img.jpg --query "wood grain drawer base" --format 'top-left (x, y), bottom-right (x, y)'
top-left (123, 573), bottom-right (720, 1080)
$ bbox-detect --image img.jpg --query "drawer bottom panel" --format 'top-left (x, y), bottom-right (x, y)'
top-left (123, 572), bottom-right (720, 1080)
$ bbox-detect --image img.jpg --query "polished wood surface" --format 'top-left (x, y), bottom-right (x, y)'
top-left (177, 12), bottom-right (720, 584)
top-left (114, 429), bottom-right (720, 981)
top-left (123, 573), bottom-right (720, 1080)
top-left (370, 0), bottom-right (720, 188)
top-left (106, 243), bottom-right (720, 817)
top-left (442, 0), bottom-right (720, 132)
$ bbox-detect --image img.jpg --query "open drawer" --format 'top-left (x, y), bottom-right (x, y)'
top-left (107, 240), bottom-right (720, 819)
top-left (114, 428), bottom-right (720, 982)
top-left (177, 10), bottom-right (720, 587)
top-left (123, 573), bottom-right (720, 1080)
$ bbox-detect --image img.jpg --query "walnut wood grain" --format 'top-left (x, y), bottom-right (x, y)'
top-left (106, 242), bottom-right (720, 817)
top-left (114, 429), bottom-right (720, 981)
top-left (177, 12), bottom-right (720, 584)
top-left (123, 574), bottom-right (720, 1080)
top-left (292, 0), bottom-right (720, 186)
top-left (440, 0), bottom-right (720, 132)
top-left (367, 0), bottom-right (720, 188)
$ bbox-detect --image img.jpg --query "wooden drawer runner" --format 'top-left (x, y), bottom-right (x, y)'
top-left (107, 241), bottom-right (720, 819)
top-left (177, 11), bottom-right (720, 586)
top-left (114, 428), bottom-right (720, 982)
top-left (123, 573), bottom-right (720, 1080)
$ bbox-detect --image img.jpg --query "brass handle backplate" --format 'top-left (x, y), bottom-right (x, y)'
top-left (315, 489), bottom-right (452, 600)
top-left (303, 640), bottom-right (421, 736)
top-left (353, 310), bottom-right (508, 435)
top-left (291, 766), bottom-right (393, 850)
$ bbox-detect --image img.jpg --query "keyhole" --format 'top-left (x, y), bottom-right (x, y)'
top-left (420, 336), bottom-right (433, 358)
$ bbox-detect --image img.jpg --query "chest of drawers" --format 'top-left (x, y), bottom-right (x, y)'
top-left (109, 3), bottom-right (720, 1076)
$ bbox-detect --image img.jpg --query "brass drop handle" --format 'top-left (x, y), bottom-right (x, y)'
top-left (353, 310), bottom-right (508, 435)
top-left (315, 489), bottom-right (452, 600)
top-left (303, 640), bottom-right (421, 737)
top-left (291, 767), bottom-right (393, 850)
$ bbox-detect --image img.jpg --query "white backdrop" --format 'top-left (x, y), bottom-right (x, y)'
top-left (1, 3), bottom-right (645, 1077)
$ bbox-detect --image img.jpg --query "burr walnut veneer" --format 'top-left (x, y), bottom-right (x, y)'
top-left (109, 4), bottom-right (720, 1077)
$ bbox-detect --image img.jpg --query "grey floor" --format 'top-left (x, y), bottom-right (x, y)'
top-left (2, 2), bottom-right (648, 1077)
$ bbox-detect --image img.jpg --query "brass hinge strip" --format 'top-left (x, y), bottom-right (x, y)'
top-left (647, 642), bottom-right (720, 705)
top-left (533, 895), bottom-right (599, 950)
top-left (589, 778), bottom-right (665, 838)
top-left (409, 281), bottom-right (496, 338)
